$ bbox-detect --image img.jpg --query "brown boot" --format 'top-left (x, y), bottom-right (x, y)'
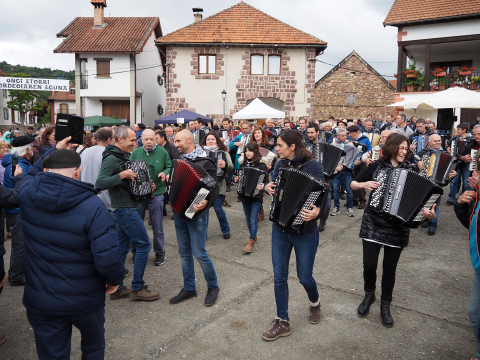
top-left (309, 301), bottom-right (321, 324)
top-left (243, 239), bottom-right (255, 253)
top-left (258, 206), bottom-right (265, 222)
top-left (129, 285), bottom-right (160, 301)
top-left (109, 286), bottom-right (132, 300)
top-left (254, 236), bottom-right (258, 244)
top-left (262, 319), bottom-right (291, 341)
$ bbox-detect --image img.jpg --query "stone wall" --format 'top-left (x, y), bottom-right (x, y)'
top-left (314, 56), bottom-right (395, 120)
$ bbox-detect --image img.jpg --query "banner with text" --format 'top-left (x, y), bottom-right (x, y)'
top-left (0, 77), bottom-right (70, 92)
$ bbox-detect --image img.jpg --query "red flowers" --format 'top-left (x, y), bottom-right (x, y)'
top-left (404, 70), bottom-right (415, 74)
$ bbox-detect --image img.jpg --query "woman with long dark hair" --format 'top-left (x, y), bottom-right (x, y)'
top-left (200, 132), bottom-right (233, 239)
top-left (39, 127), bottom-right (57, 155)
top-left (235, 142), bottom-right (269, 253)
top-left (350, 132), bottom-right (436, 328)
top-left (262, 130), bottom-right (324, 341)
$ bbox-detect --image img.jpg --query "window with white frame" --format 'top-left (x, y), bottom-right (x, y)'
top-left (346, 93), bottom-right (356, 105)
top-left (268, 55), bottom-right (281, 75)
top-left (2, 89), bottom-right (7, 98)
top-left (199, 55), bottom-right (216, 74)
top-left (3, 108), bottom-right (8, 120)
top-left (251, 55), bottom-right (264, 75)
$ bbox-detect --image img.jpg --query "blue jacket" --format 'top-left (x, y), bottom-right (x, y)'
top-left (2, 153), bottom-right (31, 214)
top-left (350, 134), bottom-right (373, 153)
top-left (19, 147), bottom-right (125, 316)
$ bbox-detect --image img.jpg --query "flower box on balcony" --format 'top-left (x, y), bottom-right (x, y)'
top-left (406, 85), bottom-right (415, 92)
top-left (406, 74), bottom-right (417, 78)
top-left (469, 83), bottom-right (478, 90)
top-left (459, 71), bottom-right (472, 76)
top-left (438, 84), bottom-right (447, 90)
top-left (433, 72), bottom-right (446, 77)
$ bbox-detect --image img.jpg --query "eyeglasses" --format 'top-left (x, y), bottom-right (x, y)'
top-left (398, 146), bottom-right (408, 151)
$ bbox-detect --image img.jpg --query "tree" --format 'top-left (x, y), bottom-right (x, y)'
top-left (6, 72), bottom-right (43, 125)
top-left (39, 104), bottom-right (52, 125)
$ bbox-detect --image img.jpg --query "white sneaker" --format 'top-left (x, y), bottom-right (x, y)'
top-left (347, 208), bottom-right (354, 217)
top-left (331, 207), bottom-right (340, 216)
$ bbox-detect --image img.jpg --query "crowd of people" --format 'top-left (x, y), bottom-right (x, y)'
top-left (0, 112), bottom-right (480, 359)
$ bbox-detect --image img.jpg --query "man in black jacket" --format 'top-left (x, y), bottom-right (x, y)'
top-left (156, 130), bottom-right (180, 160)
top-left (169, 130), bottom-right (220, 307)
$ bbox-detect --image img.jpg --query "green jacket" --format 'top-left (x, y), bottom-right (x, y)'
top-left (129, 145), bottom-right (171, 196)
top-left (96, 144), bottom-right (136, 209)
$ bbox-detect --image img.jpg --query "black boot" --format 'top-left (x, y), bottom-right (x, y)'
top-left (380, 299), bottom-right (394, 328)
top-left (357, 291), bottom-right (376, 315)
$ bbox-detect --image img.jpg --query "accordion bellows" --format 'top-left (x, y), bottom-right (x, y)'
top-left (167, 159), bottom-right (216, 219)
top-left (306, 143), bottom-right (345, 177)
top-left (124, 160), bottom-right (154, 202)
top-left (237, 167), bottom-right (267, 199)
top-left (269, 168), bottom-right (330, 233)
top-left (419, 150), bottom-right (456, 186)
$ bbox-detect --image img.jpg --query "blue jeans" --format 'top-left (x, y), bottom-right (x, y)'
top-left (469, 272), bottom-right (480, 360)
top-left (212, 194), bottom-right (230, 235)
top-left (225, 169), bottom-right (233, 186)
top-left (332, 170), bottom-right (353, 209)
top-left (449, 162), bottom-right (471, 199)
top-left (428, 195), bottom-right (441, 230)
top-left (242, 201), bottom-right (262, 240)
top-left (27, 307), bottom-right (105, 360)
top-left (5, 212), bottom-right (25, 283)
top-left (112, 208), bottom-right (151, 292)
top-left (136, 194), bottom-right (165, 255)
top-left (174, 212), bottom-right (217, 291)
top-left (271, 225), bottom-right (320, 321)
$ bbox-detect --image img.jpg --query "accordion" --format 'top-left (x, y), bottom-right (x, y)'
top-left (167, 159), bottom-right (216, 219)
top-left (368, 167), bottom-right (443, 228)
top-left (265, 130), bottom-right (277, 143)
top-left (208, 150), bottom-right (227, 179)
top-left (420, 150), bottom-right (457, 186)
top-left (471, 149), bottom-right (478, 172)
top-left (320, 131), bottom-right (333, 143)
top-left (124, 160), bottom-right (154, 202)
top-left (274, 127), bottom-right (283, 136)
top-left (237, 167), bottom-right (267, 199)
top-left (259, 147), bottom-right (277, 168)
top-left (365, 133), bottom-right (381, 147)
top-left (269, 168), bottom-right (330, 233)
top-left (193, 129), bottom-right (209, 145)
top-left (237, 134), bottom-right (250, 155)
top-left (412, 135), bottom-right (430, 154)
top-left (372, 148), bottom-right (382, 161)
top-left (306, 142), bottom-right (345, 177)
top-left (343, 144), bottom-right (364, 169)
top-left (450, 137), bottom-right (470, 158)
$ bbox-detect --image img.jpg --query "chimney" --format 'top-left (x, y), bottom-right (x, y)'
top-left (92, 0), bottom-right (107, 28)
top-left (193, 8), bottom-right (203, 23)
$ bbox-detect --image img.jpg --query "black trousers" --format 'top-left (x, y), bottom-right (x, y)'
top-left (353, 163), bottom-right (367, 202)
top-left (27, 307), bottom-right (106, 360)
top-left (362, 239), bottom-right (403, 302)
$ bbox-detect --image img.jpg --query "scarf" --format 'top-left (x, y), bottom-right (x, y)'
top-left (143, 143), bottom-right (157, 156)
top-left (182, 145), bottom-right (207, 160)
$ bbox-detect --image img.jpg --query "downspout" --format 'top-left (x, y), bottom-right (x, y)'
top-left (134, 54), bottom-right (137, 124)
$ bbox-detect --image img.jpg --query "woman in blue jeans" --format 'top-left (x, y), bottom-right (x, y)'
top-left (263, 130), bottom-right (325, 341)
top-left (201, 132), bottom-right (233, 239)
top-left (454, 154), bottom-right (480, 360)
top-left (235, 142), bottom-right (269, 253)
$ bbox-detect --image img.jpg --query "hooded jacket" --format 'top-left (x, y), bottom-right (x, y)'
top-left (2, 153), bottom-right (31, 214)
top-left (1, 131), bottom-right (12, 144)
top-left (19, 147), bottom-right (125, 315)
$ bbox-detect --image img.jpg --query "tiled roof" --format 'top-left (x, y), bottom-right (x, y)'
top-left (384, 0), bottom-right (480, 26)
top-left (0, 69), bottom-right (7, 77)
top-left (388, 80), bottom-right (398, 89)
top-left (54, 17), bottom-right (161, 54)
top-left (91, 0), bottom-right (106, 5)
top-left (156, 2), bottom-right (326, 47)
top-left (49, 91), bottom-right (76, 101)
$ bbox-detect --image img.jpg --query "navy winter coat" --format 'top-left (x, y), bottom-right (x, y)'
top-left (19, 147), bottom-right (125, 316)
top-left (2, 153), bottom-right (31, 214)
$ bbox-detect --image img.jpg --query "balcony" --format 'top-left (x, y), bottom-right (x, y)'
top-left (399, 70), bottom-right (480, 93)
top-left (55, 109), bottom-right (76, 115)
top-left (80, 71), bottom-right (88, 89)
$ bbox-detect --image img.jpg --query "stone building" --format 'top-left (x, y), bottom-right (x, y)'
top-left (314, 51), bottom-right (395, 120)
top-left (155, 2), bottom-right (327, 123)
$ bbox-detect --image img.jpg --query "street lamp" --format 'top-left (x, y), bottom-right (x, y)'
top-left (221, 89), bottom-right (227, 119)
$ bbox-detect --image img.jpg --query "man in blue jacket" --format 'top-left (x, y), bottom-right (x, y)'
top-left (2, 136), bottom-right (34, 286)
top-left (19, 138), bottom-right (125, 360)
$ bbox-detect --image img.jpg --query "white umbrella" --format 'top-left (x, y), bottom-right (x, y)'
top-left (422, 87), bottom-right (480, 109)
top-left (386, 97), bottom-right (434, 110)
top-left (232, 98), bottom-right (285, 120)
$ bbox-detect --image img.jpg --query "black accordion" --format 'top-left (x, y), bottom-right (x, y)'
top-left (343, 144), bottom-right (364, 169)
top-left (193, 129), bottom-right (209, 145)
top-left (237, 167), bottom-right (267, 199)
top-left (450, 137), bottom-right (472, 158)
top-left (208, 150), bottom-right (227, 179)
top-left (306, 142), bottom-right (345, 178)
top-left (319, 131), bottom-right (333, 143)
top-left (167, 159), bottom-right (216, 219)
top-left (269, 168), bottom-right (330, 233)
top-left (368, 167), bottom-right (443, 228)
top-left (419, 150), bottom-right (457, 186)
top-left (124, 160), bottom-right (154, 202)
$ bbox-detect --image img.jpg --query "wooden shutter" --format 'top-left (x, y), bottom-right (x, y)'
top-left (97, 60), bottom-right (110, 77)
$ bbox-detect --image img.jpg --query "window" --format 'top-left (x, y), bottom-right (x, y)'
top-left (96, 60), bottom-right (111, 77)
top-left (70, 87), bottom-right (75, 95)
top-left (199, 55), bottom-right (216, 74)
top-left (59, 103), bottom-right (69, 114)
top-left (251, 55), bottom-right (264, 75)
top-left (2, 89), bottom-right (7, 98)
top-left (346, 93), bottom-right (356, 105)
top-left (3, 108), bottom-right (8, 120)
top-left (268, 55), bottom-right (281, 75)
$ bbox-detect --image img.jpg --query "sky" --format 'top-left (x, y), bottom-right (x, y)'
top-left (0, 0), bottom-right (399, 81)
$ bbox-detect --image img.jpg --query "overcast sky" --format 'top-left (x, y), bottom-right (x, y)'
top-left (0, 0), bottom-right (398, 81)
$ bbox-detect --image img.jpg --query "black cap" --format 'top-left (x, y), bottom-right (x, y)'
top-left (42, 149), bottom-right (81, 169)
top-left (138, 123), bottom-right (146, 130)
top-left (346, 125), bottom-right (360, 132)
top-left (11, 136), bottom-right (35, 148)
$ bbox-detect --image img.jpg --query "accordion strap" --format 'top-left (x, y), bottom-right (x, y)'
top-left (295, 159), bottom-right (315, 170)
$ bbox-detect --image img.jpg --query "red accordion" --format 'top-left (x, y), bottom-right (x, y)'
top-left (167, 159), bottom-right (216, 219)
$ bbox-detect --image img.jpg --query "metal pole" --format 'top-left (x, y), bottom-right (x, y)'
top-left (223, 98), bottom-right (225, 119)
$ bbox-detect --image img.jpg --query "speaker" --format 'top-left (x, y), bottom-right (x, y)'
top-left (55, 113), bottom-right (84, 145)
top-left (437, 108), bottom-right (455, 131)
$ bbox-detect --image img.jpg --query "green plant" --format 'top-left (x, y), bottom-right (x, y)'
top-left (472, 77), bottom-right (480, 84)
top-left (403, 61), bottom-right (423, 86)
top-left (438, 76), bottom-right (448, 85)
top-left (415, 73), bottom-right (425, 87)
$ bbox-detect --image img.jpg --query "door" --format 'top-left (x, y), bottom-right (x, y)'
top-left (461, 108), bottom-right (478, 125)
top-left (102, 101), bottom-right (130, 121)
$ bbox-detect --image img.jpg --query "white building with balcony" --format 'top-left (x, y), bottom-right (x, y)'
top-left (53, 0), bottom-right (166, 126)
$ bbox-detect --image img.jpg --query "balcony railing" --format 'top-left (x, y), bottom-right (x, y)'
top-left (55, 109), bottom-right (76, 114)
top-left (80, 71), bottom-right (88, 90)
top-left (400, 70), bottom-right (480, 92)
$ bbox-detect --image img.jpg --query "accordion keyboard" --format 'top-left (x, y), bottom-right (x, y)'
top-left (185, 188), bottom-right (210, 219)
top-left (292, 191), bottom-right (321, 225)
top-left (369, 169), bottom-right (389, 209)
top-left (413, 193), bottom-right (441, 222)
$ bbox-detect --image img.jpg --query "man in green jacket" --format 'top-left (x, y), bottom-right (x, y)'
top-left (130, 129), bottom-right (171, 266)
top-left (96, 126), bottom-right (159, 302)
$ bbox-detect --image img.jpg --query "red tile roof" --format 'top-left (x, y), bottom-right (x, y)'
top-left (156, 2), bottom-right (326, 47)
top-left (54, 17), bottom-right (161, 54)
top-left (388, 80), bottom-right (397, 89)
top-left (0, 69), bottom-right (7, 77)
top-left (384, 0), bottom-right (480, 26)
top-left (91, 0), bottom-right (107, 5)
top-left (49, 91), bottom-right (76, 101)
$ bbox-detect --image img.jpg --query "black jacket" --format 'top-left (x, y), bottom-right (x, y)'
top-left (186, 156), bottom-right (219, 208)
top-left (354, 160), bottom-right (417, 248)
top-left (163, 141), bottom-right (180, 160)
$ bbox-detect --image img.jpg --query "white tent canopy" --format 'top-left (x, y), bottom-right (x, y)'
top-left (232, 98), bottom-right (285, 120)
top-left (387, 97), bottom-right (434, 110)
